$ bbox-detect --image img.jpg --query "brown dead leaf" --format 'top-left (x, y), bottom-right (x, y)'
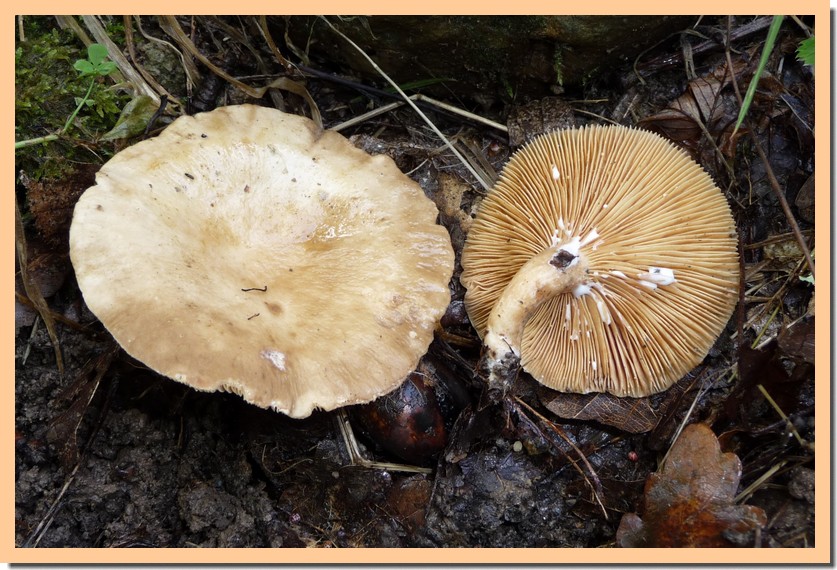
top-left (636, 107), bottom-right (702, 145)
top-left (15, 196), bottom-right (63, 373)
top-left (616, 423), bottom-right (767, 547)
top-left (436, 172), bottom-right (475, 235)
top-left (539, 390), bottom-right (658, 434)
top-left (15, 236), bottom-right (70, 331)
top-left (778, 318), bottom-right (815, 364)
top-left (638, 57), bottom-right (748, 158)
top-left (794, 174), bottom-right (815, 224)
top-left (539, 375), bottom-right (695, 435)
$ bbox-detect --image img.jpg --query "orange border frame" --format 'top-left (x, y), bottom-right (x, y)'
top-left (6, 3), bottom-right (831, 564)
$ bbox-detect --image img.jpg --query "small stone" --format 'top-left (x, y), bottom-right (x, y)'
top-left (787, 466), bottom-right (814, 503)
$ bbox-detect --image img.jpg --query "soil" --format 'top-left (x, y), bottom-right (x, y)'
top-left (15, 16), bottom-right (817, 549)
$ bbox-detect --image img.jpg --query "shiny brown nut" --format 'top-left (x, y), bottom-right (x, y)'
top-left (352, 372), bottom-right (447, 465)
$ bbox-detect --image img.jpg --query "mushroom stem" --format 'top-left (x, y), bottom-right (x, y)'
top-left (482, 243), bottom-right (589, 393)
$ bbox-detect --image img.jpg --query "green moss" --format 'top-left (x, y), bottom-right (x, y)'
top-left (15, 19), bottom-right (127, 180)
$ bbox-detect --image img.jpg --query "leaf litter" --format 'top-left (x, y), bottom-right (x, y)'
top-left (616, 423), bottom-right (767, 547)
top-left (15, 15), bottom-right (817, 549)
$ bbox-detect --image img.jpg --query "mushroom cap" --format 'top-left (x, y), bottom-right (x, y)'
top-left (460, 124), bottom-right (739, 397)
top-left (70, 104), bottom-right (454, 418)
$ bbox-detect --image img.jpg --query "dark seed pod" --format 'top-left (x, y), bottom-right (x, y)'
top-left (419, 350), bottom-right (472, 427)
top-left (352, 371), bottom-right (447, 465)
top-left (351, 347), bottom-right (472, 465)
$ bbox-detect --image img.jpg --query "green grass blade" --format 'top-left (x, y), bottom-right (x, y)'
top-left (733, 15), bottom-right (784, 136)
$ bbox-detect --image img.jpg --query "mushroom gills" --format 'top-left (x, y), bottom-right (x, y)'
top-left (461, 124), bottom-right (739, 399)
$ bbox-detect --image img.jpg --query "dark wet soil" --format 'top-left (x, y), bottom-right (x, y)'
top-left (15, 15), bottom-right (817, 549)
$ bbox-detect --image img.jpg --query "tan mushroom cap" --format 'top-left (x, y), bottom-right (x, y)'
top-left (461, 124), bottom-right (739, 397)
top-left (70, 104), bottom-right (454, 418)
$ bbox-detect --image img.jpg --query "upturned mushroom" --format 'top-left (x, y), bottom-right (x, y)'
top-left (460, 124), bottom-right (739, 398)
top-left (70, 104), bottom-right (454, 418)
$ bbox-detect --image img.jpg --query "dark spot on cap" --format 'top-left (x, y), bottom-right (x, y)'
top-left (264, 302), bottom-right (282, 315)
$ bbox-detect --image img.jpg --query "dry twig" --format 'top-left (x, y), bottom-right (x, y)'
top-left (15, 197), bottom-right (63, 374)
top-left (321, 17), bottom-right (492, 191)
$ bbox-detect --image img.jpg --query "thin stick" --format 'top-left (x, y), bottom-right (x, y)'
top-left (515, 398), bottom-right (609, 520)
top-left (724, 21), bottom-right (815, 281)
top-left (21, 316), bottom-right (39, 366)
top-left (756, 384), bottom-right (814, 452)
top-left (413, 94), bottom-right (507, 133)
top-left (745, 129), bottom-right (815, 279)
top-left (331, 99), bottom-right (409, 132)
top-left (300, 64), bottom-right (507, 134)
top-left (23, 463), bottom-right (81, 547)
top-left (320, 17), bottom-right (492, 191)
top-left (734, 459), bottom-right (787, 504)
top-left (15, 196), bottom-right (63, 373)
top-left (15, 292), bottom-right (98, 336)
top-left (658, 368), bottom-right (726, 469)
top-left (333, 94), bottom-right (508, 136)
top-left (751, 304), bottom-right (780, 348)
top-left (334, 410), bottom-right (431, 474)
top-left (572, 108), bottom-right (622, 126)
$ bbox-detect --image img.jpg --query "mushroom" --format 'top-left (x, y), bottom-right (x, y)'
top-left (70, 104), bottom-right (454, 418)
top-left (460, 124), bottom-right (739, 398)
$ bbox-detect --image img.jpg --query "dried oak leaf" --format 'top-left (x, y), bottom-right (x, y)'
top-left (617, 423), bottom-right (767, 547)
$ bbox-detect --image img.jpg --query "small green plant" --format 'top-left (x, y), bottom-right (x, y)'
top-left (796, 36), bottom-right (814, 67)
top-left (72, 42), bottom-right (117, 78)
top-left (731, 18), bottom-right (813, 138)
top-left (16, 43), bottom-right (117, 149)
top-left (799, 248), bottom-right (815, 285)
